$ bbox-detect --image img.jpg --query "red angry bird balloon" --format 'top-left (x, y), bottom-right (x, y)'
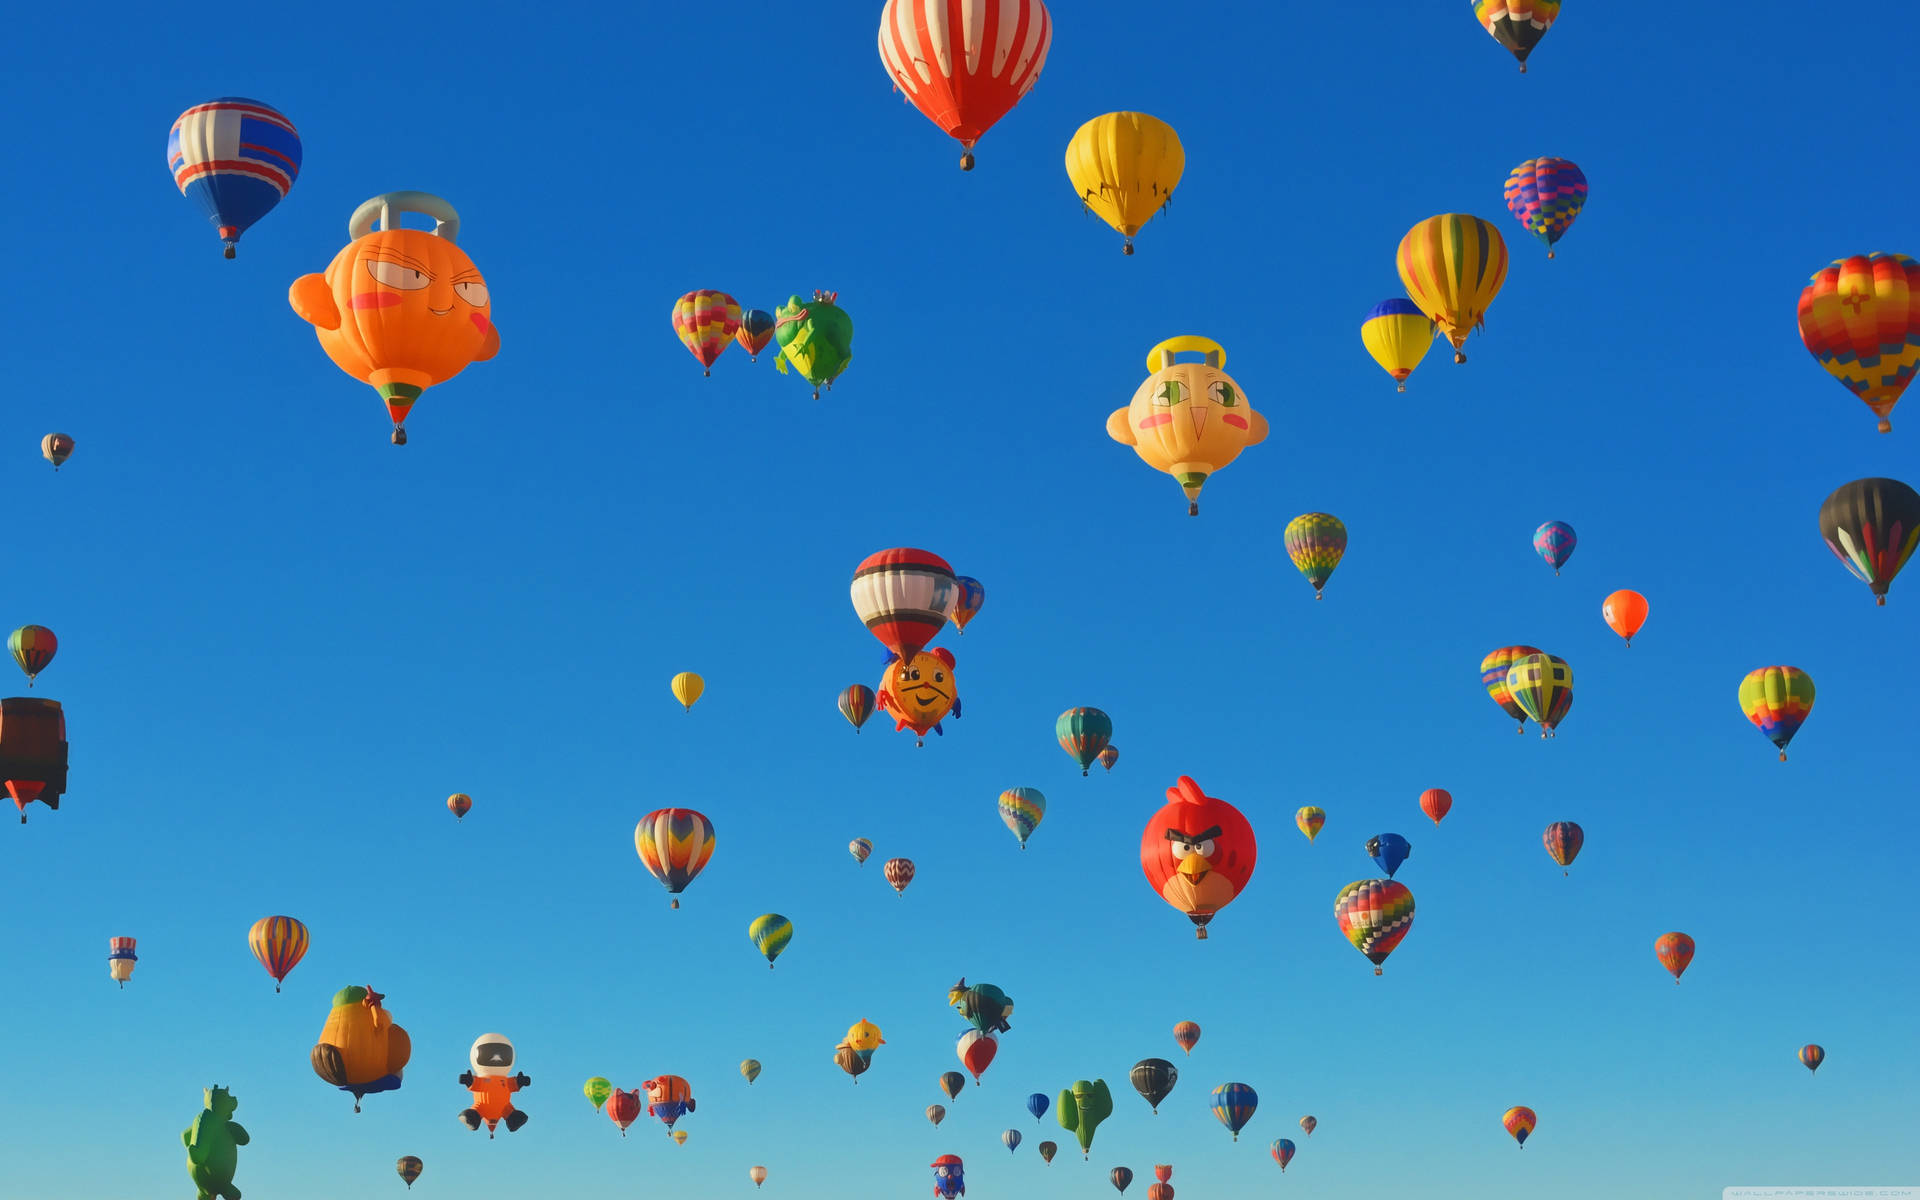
top-left (1139, 776), bottom-right (1258, 939)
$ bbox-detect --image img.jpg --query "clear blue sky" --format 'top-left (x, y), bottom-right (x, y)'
top-left (3, 4), bottom-right (1916, 1198)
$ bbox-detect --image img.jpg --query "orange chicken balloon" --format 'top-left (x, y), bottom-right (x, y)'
top-left (310, 985), bottom-right (412, 1112)
top-left (288, 192), bottom-right (499, 445)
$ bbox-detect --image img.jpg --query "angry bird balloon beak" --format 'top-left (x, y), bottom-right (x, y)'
top-left (1178, 851), bottom-right (1210, 882)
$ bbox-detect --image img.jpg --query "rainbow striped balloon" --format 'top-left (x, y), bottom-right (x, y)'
top-left (1396, 214), bottom-right (1508, 362)
top-left (997, 788), bottom-right (1046, 848)
top-left (1738, 666), bottom-right (1814, 761)
top-left (247, 915), bottom-right (309, 992)
top-left (635, 808), bottom-right (717, 907)
top-left (672, 291), bottom-right (742, 376)
top-left (1334, 878), bottom-right (1415, 974)
top-left (167, 98), bottom-right (302, 257)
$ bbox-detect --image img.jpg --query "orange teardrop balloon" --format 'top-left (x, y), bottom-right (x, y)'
top-left (1601, 589), bottom-right (1649, 646)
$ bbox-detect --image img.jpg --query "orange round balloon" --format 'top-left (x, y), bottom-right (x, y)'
top-left (1601, 589), bottom-right (1648, 646)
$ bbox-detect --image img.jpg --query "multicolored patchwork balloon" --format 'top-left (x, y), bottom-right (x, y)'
top-left (1504, 158), bottom-right (1587, 258)
top-left (997, 787), bottom-right (1046, 849)
top-left (1502, 1105), bottom-right (1536, 1147)
top-left (1506, 653), bottom-right (1573, 738)
top-left (1533, 521), bottom-right (1576, 574)
top-left (1655, 931), bottom-right (1695, 983)
top-left (1334, 878), bottom-right (1414, 975)
top-left (1283, 513), bottom-right (1347, 599)
top-left (634, 809), bottom-right (717, 908)
top-left (951, 576), bottom-right (987, 633)
top-left (1474, 0), bottom-right (1561, 72)
top-left (1543, 821), bottom-right (1583, 875)
top-left (1296, 806), bottom-right (1325, 843)
top-left (1797, 254), bottom-right (1920, 433)
top-left (1481, 645), bottom-right (1543, 733)
top-left (1360, 299), bottom-right (1434, 391)
top-left (1818, 477), bottom-right (1920, 604)
top-left (1057, 707), bottom-right (1113, 775)
top-left (671, 290), bottom-right (741, 376)
top-left (1209, 1082), bottom-right (1257, 1142)
top-left (1738, 666), bottom-right (1814, 761)
top-left (1397, 214), bottom-right (1509, 362)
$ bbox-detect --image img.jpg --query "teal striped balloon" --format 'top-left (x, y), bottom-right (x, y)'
top-left (998, 787), bottom-right (1047, 848)
top-left (1056, 707), bottom-right (1113, 776)
top-left (747, 913), bottom-right (793, 968)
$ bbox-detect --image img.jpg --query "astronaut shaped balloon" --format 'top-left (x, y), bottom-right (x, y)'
top-left (288, 192), bottom-right (499, 445)
top-left (877, 648), bottom-right (961, 746)
top-left (1140, 776), bottom-right (1258, 939)
top-left (457, 1033), bottom-right (530, 1138)
top-left (1107, 337), bottom-right (1267, 516)
top-left (931, 1154), bottom-right (966, 1198)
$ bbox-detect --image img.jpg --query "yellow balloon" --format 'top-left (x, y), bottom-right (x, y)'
top-left (1395, 215), bottom-right (1509, 363)
top-left (1106, 337), bottom-right (1267, 516)
top-left (670, 672), bottom-right (705, 712)
top-left (1360, 300), bottom-right (1435, 391)
top-left (1065, 112), bottom-right (1184, 255)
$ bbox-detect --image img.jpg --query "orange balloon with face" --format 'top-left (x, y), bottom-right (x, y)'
top-left (289, 192), bottom-right (499, 444)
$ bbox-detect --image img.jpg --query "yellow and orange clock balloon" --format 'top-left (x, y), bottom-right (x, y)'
top-left (1065, 113), bottom-right (1182, 255)
top-left (289, 193), bottom-right (498, 445)
top-left (1396, 215), bottom-right (1508, 363)
top-left (1107, 337), bottom-right (1267, 515)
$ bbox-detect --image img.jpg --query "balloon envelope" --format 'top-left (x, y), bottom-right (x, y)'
top-left (168, 98), bottom-right (302, 256)
top-left (1360, 299), bottom-right (1433, 390)
top-left (1283, 514), bottom-right (1347, 596)
top-left (1130, 1058), bottom-right (1178, 1112)
top-left (1210, 1082), bottom-right (1257, 1141)
top-left (1064, 112), bottom-right (1183, 253)
top-left (1655, 932), bottom-right (1695, 982)
top-left (1543, 822), bottom-right (1584, 873)
top-left (1296, 806), bottom-right (1325, 842)
top-left (1602, 590), bottom-right (1649, 644)
top-left (1533, 521), bottom-right (1576, 573)
top-left (1418, 789), bottom-right (1451, 824)
top-left (877, 0), bottom-right (1051, 166)
top-left (1818, 477), bottom-right (1920, 603)
top-left (1504, 157), bottom-right (1587, 256)
top-left (1502, 1105), bottom-right (1536, 1146)
top-left (1334, 879), bottom-right (1414, 973)
top-left (1798, 254), bottom-right (1920, 432)
top-left (1396, 214), bottom-right (1508, 360)
top-left (1738, 666), bottom-right (1815, 761)
top-left (1366, 833), bottom-right (1411, 878)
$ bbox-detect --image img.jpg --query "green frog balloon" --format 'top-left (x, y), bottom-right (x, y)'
top-left (772, 291), bottom-right (853, 399)
top-left (184, 1085), bottom-right (250, 1200)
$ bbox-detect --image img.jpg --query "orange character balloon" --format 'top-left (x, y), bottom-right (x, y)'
top-left (458, 1033), bottom-right (530, 1137)
top-left (288, 191), bottom-right (499, 445)
top-left (876, 648), bottom-right (961, 746)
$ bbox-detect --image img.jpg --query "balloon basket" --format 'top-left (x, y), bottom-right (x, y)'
top-left (670, 899), bottom-right (680, 909)
top-left (1454, 351), bottom-right (1466, 364)
top-left (1374, 967), bottom-right (1383, 976)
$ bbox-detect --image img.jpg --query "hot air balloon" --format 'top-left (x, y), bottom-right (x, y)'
top-left (1148, 1183), bottom-right (1172, 1200)
top-left (644, 1075), bottom-right (697, 1128)
top-left (1419, 789), bottom-right (1452, 825)
top-left (1367, 833), bottom-right (1411, 878)
top-left (939, 1071), bottom-right (966, 1100)
top-left (951, 576), bottom-right (986, 634)
top-left (184, 1085), bottom-right (249, 1200)
top-left (1335, 879), bottom-right (1414, 975)
top-left (736, 309), bottom-right (776, 360)
top-left (852, 548), bottom-right (957, 663)
top-left (1481, 645), bottom-right (1543, 733)
top-left (1296, 806), bottom-right (1325, 842)
top-left (672, 1130), bottom-right (689, 1145)
top-left (168, 98), bottom-right (301, 257)
top-left (1818, 477), bottom-right (1920, 604)
top-left (949, 978), bottom-right (1014, 1033)
top-left (1533, 521), bottom-right (1576, 574)
top-left (635, 809), bottom-right (716, 908)
top-left (1154, 1165), bottom-right (1172, 1184)
top-left (670, 672), bottom-right (705, 712)
top-left (671, 291), bottom-right (741, 376)
top-left (1602, 590), bottom-right (1648, 646)
top-left (884, 857), bottom-right (916, 894)
top-left (456, 1032), bottom-right (530, 1138)
top-left (1504, 158), bottom-right (1587, 258)
top-left (109, 937), bottom-right (137, 988)
top-left (1655, 932), bottom-right (1695, 983)
top-left (1502, 1105), bottom-right (1536, 1147)
top-left (288, 192), bottom-right (498, 444)
top-left (395, 1156), bottom-right (423, 1189)
top-left (1283, 514), bottom-right (1349, 604)
top-left (584, 1077), bottom-right (613, 1109)
top-left (1506, 653), bottom-right (1573, 738)
top-left (1107, 337), bottom-right (1267, 515)
top-left (41, 433), bottom-right (73, 470)
top-left (1475, 0), bottom-right (1561, 71)
top-left (1799, 1045), bottom-right (1825, 1075)
top-left (9, 626), bottom-right (56, 686)
top-left (1543, 821), bottom-right (1583, 875)
top-left (774, 291), bottom-right (854, 398)
top-left (740, 1060), bottom-right (761, 1085)
top-left (447, 793), bottom-right (472, 821)
top-left (1142, 776), bottom-right (1258, 938)
top-left (839, 685), bottom-right (877, 732)
top-left (848, 837), bottom-right (873, 865)
top-left (877, 648), bottom-right (961, 745)
top-left (1111, 1167), bottom-right (1134, 1193)
top-left (1098, 745), bottom-right (1119, 772)
top-left (998, 787), bottom-right (1046, 849)
top-left (1270, 1138), bottom-right (1295, 1171)
top-left (1002, 1129), bottom-right (1022, 1154)
top-left (747, 914), bottom-right (793, 968)
top-left (1210, 1083), bottom-right (1257, 1142)
top-left (0, 697), bottom-right (68, 823)
top-left (1130, 1059), bottom-right (1177, 1113)
top-left (1026, 1093), bottom-right (1050, 1121)
top-left (1065, 112), bottom-right (1183, 255)
top-left (880, 0), bottom-right (1051, 169)
top-left (1172, 1022), bottom-right (1201, 1055)
top-left (310, 985), bottom-right (411, 1111)
top-left (1797, 254), bottom-right (1920, 433)
top-left (608, 1088), bottom-right (641, 1135)
top-left (750, 1166), bottom-right (768, 1188)
top-left (1300, 1115), bottom-right (1317, 1136)
top-left (1038, 1142), bottom-right (1057, 1164)
top-left (957, 1029), bottom-right (998, 1083)
top-left (1397, 214), bottom-right (1509, 363)
top-left (1738, 666), bottom-right (1814, 762)
top-left (927, 1104), bottom-right (946, 1126)
top-left (1058, 707), bottom-right (1113, 775)
top-left (1056, 1079), bottom-right (1112, 1157)
top-left (248, 916), bottom-right (309, 993)
top-left (1360, 299), bottom-right (1435, 390)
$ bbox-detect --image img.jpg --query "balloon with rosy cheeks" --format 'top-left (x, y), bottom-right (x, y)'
top-left (1107, 337), bottom-right (1267, 516)
top-left (288, 192), bottom-right (499, 444)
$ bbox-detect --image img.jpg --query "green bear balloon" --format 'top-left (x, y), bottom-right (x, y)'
top-left (772, 290), bottom-right (853, 399)
top-left (1054, 1078), bottom-right (1113, 1159)
top-left (184, 1085), bottom-right (250, 1200)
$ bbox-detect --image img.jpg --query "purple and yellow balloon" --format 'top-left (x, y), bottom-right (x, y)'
top-left (1504, 157), bottom-right (1587, 259)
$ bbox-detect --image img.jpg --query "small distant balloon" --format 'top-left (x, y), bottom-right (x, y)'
top-left (42, 433), bottom-right (74, 470)
top-left (883, 857), bottom-right (915, 895)
top-left (1283, 513), bottom-right (1347, 599)
top-left (1173, 1021), bottom-right (1200, 1055)
top-left (396, 1156), bottom-right (423, 1189)
top-left (670, 672), bottom-right (705, 712)
top-left (951, 577), bottom-right (986, 634)
top-left (1366, 833), bottom-right (1411, 878)
top-left (1111, 1167), bottom-right (1135, 1193)
top-left (1533, 521), bottom-right (1576, 575)
top-left (1502, 1105), bottom-right (1536, 1148)
top-left (939, 1072), bottom-right (966, 1101)
top-left (8, 626), bottom-right (56, 687)
top-left (583, 1077), bottom-right (612, 1109)
top-left (1057, 707), bottom-right (1113, 775)
top-left (1038, 1142), bottom-right (1057, 1164)
top-left (740, 1059), bottom-right (762, 1085)
top-left (1601, 590), bottom-right (1649, 646)
top-left (1210, 1082), bottom-right (1257, 1141)
top-left (1270, 1138), bottom-right (1295, 1171)
top-left (998, 787), bottom-right (1046, 849)
top-left (839, 685), bottom-right (877, 732)
top-left (849, 837), bottom-right (873, 865)
top-left (447, 793), bottom-right (472, 821)
top-left (1799, 1045), bottom-right (1825, 1075)
top-left (749, 1165), bottom-right (768, 1189)
top-left (1002, 1129), bottom-right (1022, 1154)
top-left (1299, 1115), bottom-right (1316, 1136)
top-left (1739, 666), bottom-right (1814, 762)
top-left (1655, 932), bottom-right (1695, 983)
top-left (1026, 1093), bottom-right (1050, 1121)
top-left (747, 914), bottom-right (793, 968)
top-left (108, 936), bottom-right (137, 988)
top-left (927, 1104), bottom-right (946, 1127)
top-left (1098, 745), bottom-right (1119, 772)
top-left (1543, 822), bottom-right (1583, 875)
top-left (1419, 788), bottom-right (1451, 825)
top-left (1296, 806), bottom-right (1325, 843)
top-left (735, 309), bottom-right (776, 361)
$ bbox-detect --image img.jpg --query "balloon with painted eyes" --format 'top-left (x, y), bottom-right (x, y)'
top-left (1140, 776), bottom-right (1258, 939)
top-left (878, 649), bottom-right (960, 746)
top-left (288, 192), bottom-right (498, 445)
top-left (1056, 1079), bottom-right (1112, 1157)
top-left (774, 291), bottom-right (853, 399)
top-left (1108, 337), bottom-right (1268, 515)
top-left (931, 1155), bottom-right (966, 1198)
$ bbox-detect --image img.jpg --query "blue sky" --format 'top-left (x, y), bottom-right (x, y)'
top-left (3, 3), bottom-right (1917, 1198)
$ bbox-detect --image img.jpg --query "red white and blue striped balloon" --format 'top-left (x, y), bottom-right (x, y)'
top-left (167, 98), bottom-right (302, 257)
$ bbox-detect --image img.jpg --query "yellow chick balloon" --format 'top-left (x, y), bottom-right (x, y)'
top-left (844, 1020), bottom-right (886, 1053)
top-left (1107, 337), bottom-right (1267, 515)
top-left (670, 672), bottom-right (704, 712)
